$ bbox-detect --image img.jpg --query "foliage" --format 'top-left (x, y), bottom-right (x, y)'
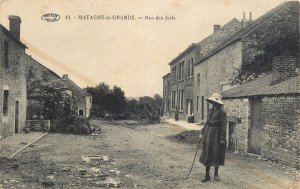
top-left (86, 83), bottom-right (127, 117)
top-left (229, 31), bottom-right (298, 85)
top-left (50, 115), bottom-right (91, 135)
top-left (28, 79), bottom-right (73, 120)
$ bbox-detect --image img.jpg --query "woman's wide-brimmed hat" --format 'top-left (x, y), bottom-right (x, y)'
top-left (206, 93), bottom-right (224, 105)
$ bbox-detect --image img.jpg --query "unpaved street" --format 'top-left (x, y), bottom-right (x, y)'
top-left (0, 120), bottom-right (299, 188)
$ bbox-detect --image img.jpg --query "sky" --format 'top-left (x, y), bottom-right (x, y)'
top-left (0, 0), bottom-right (287, 97)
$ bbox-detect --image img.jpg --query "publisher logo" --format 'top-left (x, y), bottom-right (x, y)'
top-left (41, 13), bottom-right (60, 22)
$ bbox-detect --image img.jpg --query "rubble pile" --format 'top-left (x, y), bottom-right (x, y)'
top-left (167, 130), bottom-right (200, 144)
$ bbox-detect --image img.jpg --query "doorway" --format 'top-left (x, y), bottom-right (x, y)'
top-left (248, 98), bottom-right (263, 155)
top-left (15, 101), bottom-right (19, 133)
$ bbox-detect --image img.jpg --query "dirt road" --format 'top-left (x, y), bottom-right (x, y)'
top-left (0, 120), bottom-right (299, 188)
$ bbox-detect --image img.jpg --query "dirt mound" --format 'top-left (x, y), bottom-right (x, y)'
top-left (167, 130), bottom-right (200, 144)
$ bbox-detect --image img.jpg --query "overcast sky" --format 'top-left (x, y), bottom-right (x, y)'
top-left (0, 0), bottom-right (286, 97)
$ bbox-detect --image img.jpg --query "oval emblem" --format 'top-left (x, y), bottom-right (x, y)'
top-left (41, 13), bottom-right (60, 22)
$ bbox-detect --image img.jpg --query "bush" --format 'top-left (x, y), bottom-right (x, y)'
top-left (50, 115), bottom-right (91, 135)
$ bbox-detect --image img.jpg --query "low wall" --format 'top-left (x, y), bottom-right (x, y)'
top-left (25, 120), bottom-right (50, 132)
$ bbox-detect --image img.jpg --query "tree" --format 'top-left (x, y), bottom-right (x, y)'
top-left (28, 79), bottom-right (73, 120)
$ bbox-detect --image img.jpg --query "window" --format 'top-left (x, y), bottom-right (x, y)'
top-left (191, 58), bottom-right (194, 77)
top-left (78, 109), bottom-right (84, 116)
top-left (172, 66), bottom-right (177, 82)
top-left (196, 96), bottom-right (199, 112)
top-left (178, 90), bottom-right (184, 111)
top-left (4, 41), bottom-right (8, 68)
top-left (201, 96), bottom-right (204, 120)
top-left (167, 82), bottom-right (170, 93)
top-left (171, 91), bottom-right (177, 109)
top-left (3, 90), bottom-right (9, 116)
top-left (164, 85), bottom-right (167, 95)
top-left (179, 61), bottom-right (184, 80)
top-left (187, 60), bottom-right (190, 78)
top-left (197, 74), bottom-right (200, 87)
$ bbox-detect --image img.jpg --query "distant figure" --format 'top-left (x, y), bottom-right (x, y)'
top-left (175, 107), bottom-right (179, 121)
top-left (199, 93), bottom-right (227, 182)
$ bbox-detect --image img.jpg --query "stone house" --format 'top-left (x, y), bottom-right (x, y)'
top-left (0, 16), bottom-right (27, 139)
top-left (162, 73), bottom-right (171, 117)
top-left (163, 18), bottom-right (242, 121)
top-left (221, 56), bottom-right (299, 167)
top-left (26, 57), bottom-right (92, 118)
top-left (61, 74), bottom-right (92, 118)
top-left (193, 1), bottom-right (299, 123)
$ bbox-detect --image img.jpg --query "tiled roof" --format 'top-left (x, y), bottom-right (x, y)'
top-left (221, 74), bottom-right (300, 99)
top-left (0, 24), bottom-right (27, 49)
top-left (196, 1), bottom-right (295, 64)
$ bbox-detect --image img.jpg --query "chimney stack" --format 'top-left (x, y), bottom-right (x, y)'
top-left (8, 15), bottom-right (21, 40)
top-left (62, 74), bottom-right (68, 79)
top-left (270, 56), bottom-right (296, 85)
top-left (213, 24), bottom-right (221, 33)
top-left (241, 12), bottom-right (252, 28)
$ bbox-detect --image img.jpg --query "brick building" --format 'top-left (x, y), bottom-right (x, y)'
top-left (163, 18), bottom-right (242, 121)
top-left (0, 16), bottom-right (27, 139)
top-left (221, 56), bottom-right (299, 167)
top-left (193, 1), bottom-right (299, 123)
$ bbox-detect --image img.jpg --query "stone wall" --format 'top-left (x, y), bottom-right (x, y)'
top-left (25, 120), bottom-right (50, 132)
top-left (194, 41), bottom-right (243, 122)
top-left (242, 2), bottom-right (299, 72)
top-left (0, 28), bottom-right (27, 139)
top-left (223, 98), bottom-right (250, 152)
top-left (261, 96), bottom-right (300, 167)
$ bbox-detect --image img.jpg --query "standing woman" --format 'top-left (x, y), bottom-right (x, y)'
top-left (199, 93), bottom-right (227, 182)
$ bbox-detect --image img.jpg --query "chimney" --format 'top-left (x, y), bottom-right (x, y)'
top-left (213, 24), bottom-right (221, 33)
top-left (62, 74), bottom-right (68, 79)
top-left (270, 56), bottom-right (297, 85)
top-left (241, 12), bottom-right (252, 28)
top-left (8, 15), bottom-right (21, 40)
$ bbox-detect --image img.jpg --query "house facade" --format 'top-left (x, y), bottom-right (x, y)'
top-left (0, 16), bottom-right (27, 139)
top-left (193, 1), bottom-right (299, 123)
top-left (163, 18), bottom-right (242, 122)
top-left (221, 56), bottom-right (300, 167)
top-left (26, 56), bottom-right (92, 118)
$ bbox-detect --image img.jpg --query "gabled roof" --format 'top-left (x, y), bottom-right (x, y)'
top-left (0, 24), bottom-right (27, 49)
top-left (196, 1), bottom-right (296, 65)
top-left (221, 74), bottom-right (300, 99)
top-left (26, 54), bottom-right (61, 79)
top-left (61, 76), bottom-right (92, 97)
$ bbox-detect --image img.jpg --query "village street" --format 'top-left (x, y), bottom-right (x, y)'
top-left (0, 120), bottom-right (299, 189)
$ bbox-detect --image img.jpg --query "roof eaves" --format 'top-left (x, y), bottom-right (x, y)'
top-left (168, 43), bottom-right (198, 65)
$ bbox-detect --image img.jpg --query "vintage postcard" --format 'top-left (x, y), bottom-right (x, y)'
top-left (0, 0), bottom-right (299, 188)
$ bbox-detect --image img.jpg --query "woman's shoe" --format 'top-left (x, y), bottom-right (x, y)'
top-left (214, 175), bottom-right (220, 181)
top-left (201, 175), bottom-right (210, 182)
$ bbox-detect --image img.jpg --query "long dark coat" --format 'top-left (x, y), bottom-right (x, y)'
top-left (200, 106), bottom-right (227, 166)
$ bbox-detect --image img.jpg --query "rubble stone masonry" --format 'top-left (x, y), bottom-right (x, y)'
top-left (223, 99), bottom-right (250, 153)
top-left (261, 96), bottom-right (300, 167)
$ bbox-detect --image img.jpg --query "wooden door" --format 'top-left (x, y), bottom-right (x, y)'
top-left (248, 98), bottom-right (262, 155)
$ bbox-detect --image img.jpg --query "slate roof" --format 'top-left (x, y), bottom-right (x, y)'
top-left (221, 74), bottom-right (300, 99)
top-left (196, 1), bottom-right (295, 65)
